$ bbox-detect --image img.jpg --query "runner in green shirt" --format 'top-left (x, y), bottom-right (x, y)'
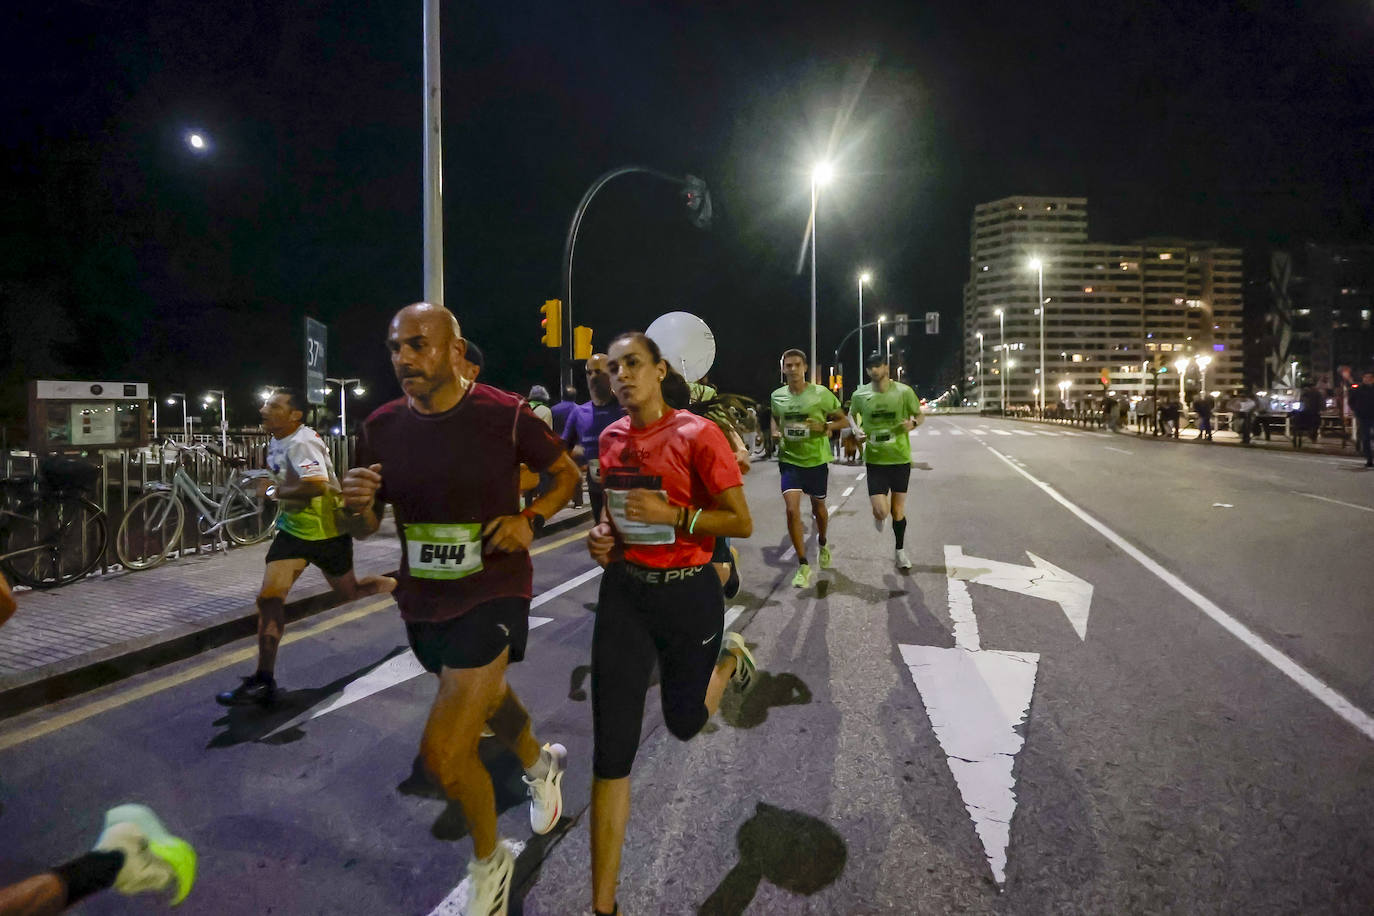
top-left (849, 351), bottom-right (924, 570)
top-left (769, 349), bottom-right (847, 588)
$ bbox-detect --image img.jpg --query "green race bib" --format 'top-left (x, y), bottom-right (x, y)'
top-left (404, 523), bottom-right (484, 580)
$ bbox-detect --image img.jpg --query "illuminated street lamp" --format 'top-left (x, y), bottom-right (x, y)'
top-left (166, 392), bottom-right (188, 442)
top-left (1173, 356), bottom-right (1190, 402)
top-left (976, 331), bottom-right (984, 409)
top-left (1029, 257), bottom-right (1046, 414)
top-left (996, 308), bottom-right (1006, 414)
top-left (1194, 354), bottom-right (1212, 394)
top-left (325, 377), bottom-right (366, 436)
top-left (857, 271), bottom-right (871, 385)
top-left (886, 335), bottom-right (895, 372)
top-left (202, 389), bottom-right (227, 454)
top-left (808, 161), bottom-right (835, 384)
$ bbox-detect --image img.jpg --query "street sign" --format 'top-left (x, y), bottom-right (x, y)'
top-left (894, 312), bottom-right (909, 336)
top-left (305, 317), bottom-right (328, 405)
top-left (925, 311), bottom-right (940, 335)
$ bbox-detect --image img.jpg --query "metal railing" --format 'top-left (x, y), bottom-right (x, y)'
top-left (1, 433), bottom-right (358, 575)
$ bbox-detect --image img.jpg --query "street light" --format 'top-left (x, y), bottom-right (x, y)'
top-left (1173, 356), bottom-right (1190, 402)
top-left (886, 335), bottom-right (895, 372)
top-left (166, 392), bottom-right (187, 442)
top-left (976, 331), bottom-right (984, 409)
top-left (1029, 257), bottom-right (1046, 414)
top-left (808, 161), bottom-right (834, 384)
top-left (184, 130), bottom-right (211, 154)
top-left (857, 271), bottom-right (871, 387)
top-left (996, 308), bottom-right (1006, 414)
top-left (1194, 355), bottom-right (1212, 394)
top-left (325, 377), bottom-right (365, 436)
top-left (202, 389), bottom-right (227, 453)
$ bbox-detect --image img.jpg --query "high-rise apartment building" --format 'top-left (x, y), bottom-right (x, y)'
top-left (962, 196), bottom-right (1243, 408)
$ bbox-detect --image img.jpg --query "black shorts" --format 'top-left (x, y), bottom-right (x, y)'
top-left (779, 461), bottom-right (829, 499)
top-left (405, 597), bottom-right (530, 673)
top-left (865, 462), bottom-right (912, 497)
top-left (265, 531), bottom-right (354, 578)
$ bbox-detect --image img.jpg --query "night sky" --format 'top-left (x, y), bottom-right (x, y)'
top-left (3, 0), bottom-right (1372, 430)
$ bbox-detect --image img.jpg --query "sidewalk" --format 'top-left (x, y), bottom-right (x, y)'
top-left (0, 505), bottom-right (590, 719)
top-left (1001, 414), bottom-right (1366, 459)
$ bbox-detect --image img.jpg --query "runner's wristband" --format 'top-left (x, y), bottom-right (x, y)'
top-left (689, 508), bottom-right (703, 534)
top-left (520, 508), bottom-right (545, 527)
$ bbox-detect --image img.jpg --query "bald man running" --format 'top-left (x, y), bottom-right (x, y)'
top-left (563, 353), bottom-right (626, 524)
top-left (340, 303), bottom-right (580, 916)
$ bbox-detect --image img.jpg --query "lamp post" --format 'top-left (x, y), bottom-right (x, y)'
top-left (996, 308), bottom-right (1006, 414)
top-left (886, 335), bottom-right (895, 373)
top-left (166, 393), bottom-right (187, 442)
top-left (325, 377), bottom-right (365, 436)
top-left (1029, 257), bottom-right (1046, 414)
top-left (1194, 355), bottom-right (1211, 395)
top-left (857, 271), bottom-right (870, 387)
top-left (202, 390), bottom-right (227, 453)
top-left (976, 331), bottom-right (984, 410)
top-left (808, 162), bottom-right (834, 385)
top-left (1173, 357), bottom-right (1190, 402)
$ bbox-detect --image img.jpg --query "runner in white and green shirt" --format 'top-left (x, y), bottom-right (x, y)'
top-left (769, 348), bottom-right (847, 588)
top-left (848, 351), bottom-right (924, 570)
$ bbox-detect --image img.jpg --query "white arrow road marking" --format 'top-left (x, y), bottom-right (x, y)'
top-left (900, 643), bottom-right (1038, 888)
top-left (261, 567), bottom-right (606, 740)
top-left (945, 545), bottom-right (1093, 640)
top-left (427, 839), bottom-right (526, 915)
top-left (947, 578), bottom-right (979, 650)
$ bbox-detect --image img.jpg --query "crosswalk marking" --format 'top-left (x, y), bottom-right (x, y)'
top-left (1035, 431), bottom-right (1059, 436)
top-left (992, 430), bottom-right (1012, 436)
top-left (926, 429), bottom-right (941, 436)
top-left (1013, 430), bottom-right (1035, 436)
top-left (971, 429), bottom-right (988, 436)
top-left (950, 429), bottom-right (964, 435)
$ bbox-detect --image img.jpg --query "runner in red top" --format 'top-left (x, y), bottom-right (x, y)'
top-left (339, 303), bottom-right (580, 916)
top-left (584, 331), bottom-right (757, 916)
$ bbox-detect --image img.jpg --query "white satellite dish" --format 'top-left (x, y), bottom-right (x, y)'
top-left (646, 311), bottom-right (715, 382)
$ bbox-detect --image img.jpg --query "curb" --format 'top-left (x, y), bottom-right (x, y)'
top-left (0, 508), bottom-right (591, 721)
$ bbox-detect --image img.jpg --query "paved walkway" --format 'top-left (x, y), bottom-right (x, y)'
top-left (0, 505), bottom-right (590, 717)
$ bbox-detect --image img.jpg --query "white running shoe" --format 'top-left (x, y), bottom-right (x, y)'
top-left (94, 804), bottom-right (197, 905)
top-left (466, 841), bottom-right (515, 916)
top-left (722, 631), bottom-right (757, 694)
top-left (895, 548), bottom-right (913, 570)
top-left (523, 742), bottom-right (567, 835)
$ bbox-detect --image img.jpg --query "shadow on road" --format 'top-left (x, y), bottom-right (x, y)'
top-left (697, 802), bottom-right (846, 915)
top-left (396, 740), bottom-right (551, 842)
top-left (206, 646), bottom-right (412, 748)
top-left (719, 670), bottom-right (813, 729)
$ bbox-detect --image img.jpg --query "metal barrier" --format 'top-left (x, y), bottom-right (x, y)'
top-left (0, 433), bottom-right (357, 575)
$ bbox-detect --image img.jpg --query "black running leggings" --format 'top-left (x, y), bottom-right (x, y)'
top-left (592, 562), bottom-right (725, 780)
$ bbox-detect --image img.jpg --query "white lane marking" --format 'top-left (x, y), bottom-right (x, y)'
top-left (1297, 492), bottom-right (1374, 513)
top-left (992, 429), bottom-right (1012, 436)
top-left (899, 643), bottom-right (1037, 887)
top-left (1104, 446), bottom-right (1133, 455)
top-left (982, 444), bottom-right (1374, 741)
top-left (856, 472), bottom-right (866, 481)
top-left (971, 429), bottom-right (988, 436)
top-left (532, 567), bottom-right (603, 608)
top-left (945, 545), bottom-right (1092, 640)
top-left (1061, 431), bottom-right (1081, 437)
top-left (842, 486), bottom-right (855, 498)
top-left (260, 571), bottom-right (607, 739)
top-left (927, 429), bottom-right (942, 436)
top-left (950, 429), bottom-right (965, 436)
top-left (428, 839), bottom-right (527, 915)
top-left (1035, 431), bottom-right (1059, 437)
top-left (1013, 430), bottom-right (1035, 437)
top-left (1212, 503), bottom-right (1234, 509)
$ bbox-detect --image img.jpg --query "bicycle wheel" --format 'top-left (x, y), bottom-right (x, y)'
top-left (0, 495), bottom-right (109, 588)
top-left (223, 481), bottom-right (278, 545)
top-left (116, 490), bottom-right (185, 570)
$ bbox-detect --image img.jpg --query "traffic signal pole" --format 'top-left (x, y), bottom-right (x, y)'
top-left (559, 166), bottom-right (711, 391)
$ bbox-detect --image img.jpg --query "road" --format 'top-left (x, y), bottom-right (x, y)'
top-left (1, 414), bottom-right (1371, 914)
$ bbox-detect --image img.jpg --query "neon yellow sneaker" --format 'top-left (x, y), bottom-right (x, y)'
top-left (95, 804), bottom-right (197, 905)
top-left (791, 564), bottom-right (812, 588)
top-left (818, 543), bottom-right (833, 569)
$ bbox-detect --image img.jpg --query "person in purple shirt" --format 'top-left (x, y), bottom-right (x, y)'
top-left (563, 353), bottom-right (626, 523)
top-left (551, 385), bottom-right (579, 437)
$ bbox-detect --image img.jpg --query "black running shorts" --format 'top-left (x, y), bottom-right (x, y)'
top-left (405, 597), bottom-right (530, 673)
top-left (865, 462), bottom-right (911, 497)
top-left (265, 531), bottom-right (354, 578)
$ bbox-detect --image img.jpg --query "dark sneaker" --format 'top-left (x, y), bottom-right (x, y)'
top-left (215, 675), bottom-right (277, 707)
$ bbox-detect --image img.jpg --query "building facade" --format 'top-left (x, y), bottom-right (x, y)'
top-left (1262, 242), bottom-right (1374, 391)
top-left (962, 196), bottom-right (1243, 409)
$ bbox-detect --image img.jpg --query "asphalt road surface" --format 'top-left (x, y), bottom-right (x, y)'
top-left (1, 414), bottom-right (1370, 914)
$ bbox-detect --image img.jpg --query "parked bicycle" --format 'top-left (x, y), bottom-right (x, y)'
top-left (115, 442), bottom-right (278, 571)
top-left (0, 457), bottom-right (109, 589)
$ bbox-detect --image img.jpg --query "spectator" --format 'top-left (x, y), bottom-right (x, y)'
top-left (458, 340), bottom-right (484, 385)
top-left (551, 385), bottom-right (579, 438)
top-left (527, 385), bottom-right (554, 427)
top-left (1193, 392), bottom-right (1216, 442)
top-left (1160, 397), bottom-right (1181, 437)
top-left (1227, 392), bottom-right (1257, 446)
top-left (1350, 370), bottom-right (1374, 468)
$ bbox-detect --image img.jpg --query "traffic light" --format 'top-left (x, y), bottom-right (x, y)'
top-left (682, 175), bottom-right (713, 229)
top-left (540, 299), bottom-right (562, 349)
top-left (573, 325), bottom-right (593, 360)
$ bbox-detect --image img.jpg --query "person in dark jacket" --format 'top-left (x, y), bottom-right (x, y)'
top-left (1193, 393), bottom-right (1216, 441)
top-left (1350, 370), bottom-right (1374, 468)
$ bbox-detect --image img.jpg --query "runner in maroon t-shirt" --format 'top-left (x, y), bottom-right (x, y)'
top-left (583, 331), bottom-right (758, 916)
top-left (339, 303), bottom-right (580, 916)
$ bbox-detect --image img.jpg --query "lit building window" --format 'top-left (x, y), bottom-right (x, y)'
top-left (1083, 287), bottom-right (1093, 293)
top-left (1158, 252), bottom-right (1173, 260)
